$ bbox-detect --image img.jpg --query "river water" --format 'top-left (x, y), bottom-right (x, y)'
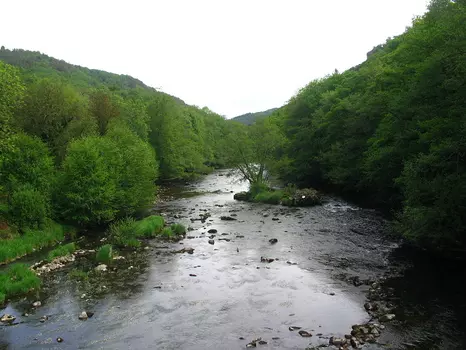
top-left (1, 170), bottom-right (464, 349)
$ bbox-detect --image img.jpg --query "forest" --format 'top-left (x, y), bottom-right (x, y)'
top-left (261, 0), bottom-right (465, 254)
top-left (0, 46), bottom-right (247, 250)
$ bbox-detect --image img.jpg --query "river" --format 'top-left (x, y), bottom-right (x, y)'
top-left (1, 170), bottom-right (464, 349)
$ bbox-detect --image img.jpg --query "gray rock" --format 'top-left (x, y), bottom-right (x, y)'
top-left (208, 239), bottom-right (215, 245)
top-left (32, 301), bottom-right (42, 308)
top-left (380, 313), bottom-right (396, 322)
top-left (269, 238), bottom-right (278, 244)
top-left (289, 326), bottom-right (302, 331)
top-left (298, 330), bottom-right (312, 337)
top-left (78, 311), bottom-right (88, 320)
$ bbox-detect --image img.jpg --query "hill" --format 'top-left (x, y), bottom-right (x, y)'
top-left (0, 46), bottom-right (184, 104)
top-left (231, 108), bottom-right (278, 125)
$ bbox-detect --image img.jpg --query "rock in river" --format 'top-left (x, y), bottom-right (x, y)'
top-left (78, 311), bottom-right (88, 320)
top-left (1, 314), bottom-right (16, 323)
top-left (220, 216), bottom-right (237, 221)
top-left (95, 264), bottom-right (107, 272)
top-left (380, 313), bottom-right (396, 322)
top-left (208, 229), bottom-right (217, 233)
top-left (32, 301), bottom-right (42, 308)
top-left (298, 330), bottom-right (312, 337)
top-left (208, 239), bottom-right (215, 245)
top-left (269, 238), bottom-right (278, 244)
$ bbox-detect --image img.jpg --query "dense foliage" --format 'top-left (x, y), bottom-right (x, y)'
top-left (232, 108), bottom-right (278, 125)
top-left (0, 48), bottom-right (244, 233)
top-left (270, 0), bottom-right (466, 253)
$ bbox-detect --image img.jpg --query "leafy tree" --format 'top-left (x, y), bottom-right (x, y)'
top-left (0, 61), bottom-right (24, 153)
top-left (88, 91), bottom-right (120, 135)
top-left (57, 136), bottom-right (118, 225)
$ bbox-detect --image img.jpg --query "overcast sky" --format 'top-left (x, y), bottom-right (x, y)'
top-left (1, 0), bottom-right (429, 118)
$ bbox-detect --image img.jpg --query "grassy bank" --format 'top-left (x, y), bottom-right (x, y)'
top-left (0, 222), bottom-right (74, 265)
top-left (0, 264), bottom-right (41, 305)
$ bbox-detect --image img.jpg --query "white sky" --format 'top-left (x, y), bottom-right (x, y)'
top-left (1, 0), bottom-right (429, 118)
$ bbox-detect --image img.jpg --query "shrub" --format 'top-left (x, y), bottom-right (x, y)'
top-left (96, 244), bottom-right (113, 263)
top-left (135, 215), bottom-right (164, 238)
top-left (170, 223), bottom-right (186, 235)
top-left (47, 242), bottom-right (76, 262)
top-left (108, 217), bottom-right (140, 248)
top-left (0, 264), bottom-right (41, 302)
top-left (9, 185), bottom-right (50, 230)
top-left (282, 188), bottom-right (322, 207)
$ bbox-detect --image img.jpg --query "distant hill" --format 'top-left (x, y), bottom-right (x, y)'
top-left (231, 108), bottom-right (278, 125)
top-left (0, 46), bottom-right (184, 104)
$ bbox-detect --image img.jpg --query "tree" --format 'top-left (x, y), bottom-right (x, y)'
top-left (88, 91), bottom-right (120, 135)
top-left (0, 61), bottom-right (24, 153)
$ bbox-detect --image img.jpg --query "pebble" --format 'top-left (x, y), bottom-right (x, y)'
top-left (56, 337), bottom-right (63, 343)
top-left (78, 311), bottom-right (88, 320)
top-left (32, 301), bottom-right (42, 308)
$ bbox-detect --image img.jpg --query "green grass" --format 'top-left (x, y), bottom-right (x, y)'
top-left (253, 190), bottom-right (284, 205)
top-left (69, 268), bottom-right (88, 281)
top-left (135, 215), bottom-right (165, 238)
top-left (0, 264), bottom-right (40, 304)
top-left (0, 221), bottom-right (68, 264)
top-left (161, 227), bottom-right (174, 238)
top-left (170, 223), bottom-right (186, 235)
top-left (96, 244), bottom-right (113, 263)
top-left (47, 242), bottom-right (76, 262)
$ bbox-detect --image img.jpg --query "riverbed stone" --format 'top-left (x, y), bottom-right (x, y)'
top-left (78, 311), bottom-right (88, 320)
top-left (208, 239), bottom-right (215, 245)
top-left (269, 238), bottom-right (278, 244)
top-left (298, 330), bottom-right (312, 337)
top-left (380, 313), bottom-right (396, 322)
top-left (95, 264), bottom-right (107, 272)
top-left (1, 314), bottom-right (16, 323)
top-left (208, 229), bottom-right (217, 233)
top-left (32, 301), bottom-right (42, 308)
top-left (220, 216), bottom-right (236, 221)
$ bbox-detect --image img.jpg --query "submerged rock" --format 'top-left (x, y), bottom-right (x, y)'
top-left (298, 330), bottom-right (312, 337)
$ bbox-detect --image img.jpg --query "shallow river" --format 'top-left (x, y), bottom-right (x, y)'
top-left (1, 170), bottom-right (464, 349)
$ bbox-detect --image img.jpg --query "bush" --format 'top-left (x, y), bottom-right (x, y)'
top-left (170, 223), bottom-right (186, 235)
top-left (47, 242), bottom-right (76, 261)
top-left (96, 244), bottom-right (113, 263)
top-left (0, 222), bottom-right (66, 264)
top-left (108, 217), bottom-right (140, 248)
top-left (9, 185), bottom-right (50, 229)
top-left (135, 215), bottom-right (164, 238)
top-left (0, 264), bottom-right (41, 302)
